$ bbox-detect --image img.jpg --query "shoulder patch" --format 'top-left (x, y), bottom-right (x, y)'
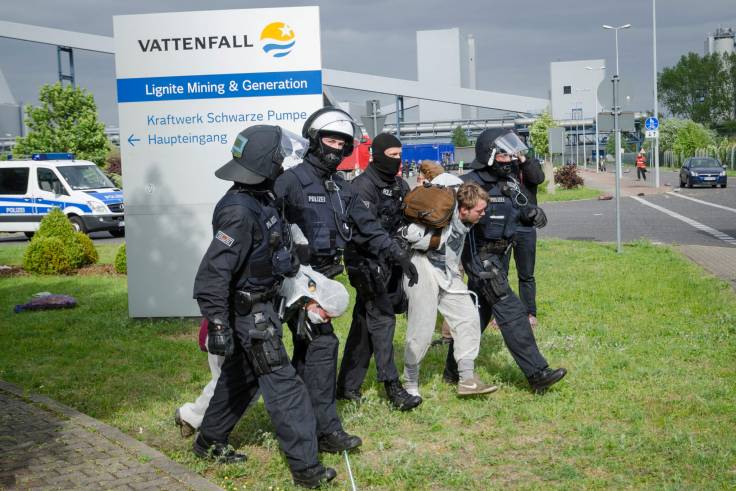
top-left (215, 230), bottom-right (235, 247)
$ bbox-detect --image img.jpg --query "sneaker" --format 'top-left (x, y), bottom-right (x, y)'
top-left (457, 375), bottom-right (499, 397)
top-left (318, 430), bottom-right (362, 453)
top-left (336, 387), bottom-right (362, 403)
top-left (528, 367), bottom-right (567, 394)
top-left (292, 464), bottom-right (337, 489)
top-left (384, 379), bottom-right (422, 411)
top-left (192, 433), bottom-right (246, 464)
top-left (174, 408), bottom-right (195, 438)
top-left (528, 315), bottom-right (538, 329)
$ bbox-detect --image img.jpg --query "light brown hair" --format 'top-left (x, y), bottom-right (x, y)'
top-left (456, 182), bottom-right (488, 210)
top-left (419, 160), bottom-right (444, 181)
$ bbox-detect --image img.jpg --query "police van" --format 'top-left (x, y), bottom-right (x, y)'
top-left (0, 153), bottom-right (125, 238)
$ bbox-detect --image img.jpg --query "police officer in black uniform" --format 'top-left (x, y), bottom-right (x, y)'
top-left (192, 125), bottom-right (336, 488)
top-left (503, 152), bottom-right (545, 327)
top-left (445, 128), bottom-right (567, 393)
top-left (336, 133), bottom-right (422, 411)
top-left (274, 107), bottom-right (363, 454)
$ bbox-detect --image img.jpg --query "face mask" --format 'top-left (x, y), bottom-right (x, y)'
top-left (372, 153), bottom-right (402, 178)
top-left (307, 309), bottom-right (328, 324)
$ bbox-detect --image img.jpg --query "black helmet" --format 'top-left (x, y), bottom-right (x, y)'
top-left (215, 125), bottom-right (307, 184)
top-left (470, 128), bottom-right (529, 174)
top-left (302, 106), bottom-right (361, 158)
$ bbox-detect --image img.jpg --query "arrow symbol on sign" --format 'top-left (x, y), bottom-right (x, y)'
top-left (128, 134), bottom-right (141, 146)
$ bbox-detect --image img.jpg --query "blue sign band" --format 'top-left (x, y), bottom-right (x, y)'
top-left (117, 70), bottom-right (322, 103)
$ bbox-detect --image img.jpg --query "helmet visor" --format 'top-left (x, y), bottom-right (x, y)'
top-left (314, 117), bottom-right (362, 142)
top-left (278, 127), bottom-right (309, 170)
top-left (494, 132), bottom-right (528, 155)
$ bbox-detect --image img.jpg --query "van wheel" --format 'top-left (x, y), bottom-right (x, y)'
top-left (24, 232), bottom-right (35, 239)
top-left (69, 216), bottom-right (87, 234)
top-left (109, 229), bottom-right (125, 238)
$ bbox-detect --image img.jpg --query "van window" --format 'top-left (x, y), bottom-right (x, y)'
top-left (0, 167), bottom-right (30, 194)
top-left (56, 165), bottom-right (115, 190)
top-left (37, 168), bottom-right (68, 195)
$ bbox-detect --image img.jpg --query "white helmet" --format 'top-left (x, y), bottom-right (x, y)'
top-left (302, 107), bottom-right (361, 157)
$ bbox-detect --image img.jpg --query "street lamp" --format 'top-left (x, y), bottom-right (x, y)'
top-left (602, 24), bottom-right (632, 76)
top-left (586, 65), bottom-right (606, 173)
top-left (602, 23), bottom-right (631, 254)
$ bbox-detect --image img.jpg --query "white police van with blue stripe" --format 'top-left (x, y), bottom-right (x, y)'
top-left (0, 153), bottom-right (125, 237)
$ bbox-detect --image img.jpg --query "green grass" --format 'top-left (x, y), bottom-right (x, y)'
top-left (537, 185), bottom-right (602, 203)
top-left (0, 243), bottom-right (120, 266)
top-left (1, 240), bottom-right (735, 489)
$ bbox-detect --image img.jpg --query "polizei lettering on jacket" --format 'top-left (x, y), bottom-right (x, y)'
top-left (137, 35), bottom-right (254, 52)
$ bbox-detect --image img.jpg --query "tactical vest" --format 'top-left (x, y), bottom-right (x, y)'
top-left (289, 164), bottom-right (352, 259)
top-left (375, 177), bottom-right (405, 233)
top-left (465, 170), bottom-right (521, 243)
top-left (213, 190), bottom-right (288, 292)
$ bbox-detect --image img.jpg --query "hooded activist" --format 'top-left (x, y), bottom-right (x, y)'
top-left (336, 133), bottom-right (423, 411)
top-left (444, 128), bottom-right (567, 394)
top-left (192, 124), bottom-right (336, 488)
top-left (273, 107), bottom-right (363, 454)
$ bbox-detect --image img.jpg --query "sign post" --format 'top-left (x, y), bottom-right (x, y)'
top-left (114, 8), bottom-right (323, 317)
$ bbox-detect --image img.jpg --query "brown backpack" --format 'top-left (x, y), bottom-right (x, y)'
top-left (402, 182), bottom-right (456, 229)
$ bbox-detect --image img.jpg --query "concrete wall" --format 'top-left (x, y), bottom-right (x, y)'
top-left (417, 28), bottom-right (463, 121)
top-left (550, 59), bottom-right (606, 121)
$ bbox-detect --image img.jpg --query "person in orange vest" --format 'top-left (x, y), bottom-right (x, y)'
top-left (636, 149), bottom-right (648, 181)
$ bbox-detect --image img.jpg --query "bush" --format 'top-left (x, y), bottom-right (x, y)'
top-left (35, 208), bottom-right (76, 242)
top-left (71, 231), bottom-right (98, 267)
top-left (553, 164), bottom-right (585, 189)
top-left (114, 243), bottom-right (127, 274)
top-left (23, 209), bottom-right (98, 273)
top-left (23, 237), bottom-right (74, 274)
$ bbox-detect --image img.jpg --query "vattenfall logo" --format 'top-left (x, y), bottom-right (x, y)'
top-left (260, 22), bottom-right (296, 58)
top-left (135, 21), bottom-right (295, 57)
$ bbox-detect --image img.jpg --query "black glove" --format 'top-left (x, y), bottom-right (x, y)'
top-left (207, 320), bottom-right (234, 357)
top-left (525, 206), bottom-right (548, 229)
top-left (395, 251), bottom-right (419, 287)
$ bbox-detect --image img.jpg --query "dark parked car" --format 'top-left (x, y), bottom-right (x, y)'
top-left (679, 157), bottom-right (727, 188)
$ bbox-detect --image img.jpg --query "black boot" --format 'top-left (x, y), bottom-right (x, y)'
top-left (384, 379), bottom-right (422, 411)
top-left (528, 367), bottom-right (567, 394)
top-left (336, 387), bottom-right (362, 402)
top-left (192, 433), bottom-right (246, 464)
top-left (442, 367), bottom-right (459, 385)
top-left (318, 429), bottom-right (362, 453)
top-left (292, 464), bottom-right (337, 489)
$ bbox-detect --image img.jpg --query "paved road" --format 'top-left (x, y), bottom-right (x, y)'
top-left (0, 231), bottom-right (124, 245)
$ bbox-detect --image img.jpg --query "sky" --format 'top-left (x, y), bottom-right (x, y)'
top-left (1, 0), bottom-right (735, 126)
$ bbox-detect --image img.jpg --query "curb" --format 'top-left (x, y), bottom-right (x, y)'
top-left (0, 379), bottom-right (223, 491)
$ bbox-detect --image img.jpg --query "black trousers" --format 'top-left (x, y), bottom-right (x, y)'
top-left (288, 318), bottom-right (343, 437)
top-left (337, 291), bottom-right (400, 392)
top-left (502, 226), bottom-right (538, 316)
top-left (637, 167), bottom-right (647, 180)
top-left (199, 306), bottom-right (319, 473)
top-left (445, 265), bottom-right (548, 380)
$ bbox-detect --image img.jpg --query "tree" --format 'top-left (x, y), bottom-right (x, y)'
top-left (671, 120), bottom-right (716, 157)
top-left (658, 52), bottom-right (731, 125)
top-left (451, 126), bottom-right (470, 147)
top-left (528, 110), bottom-right (556, 158)
top-left (14, 83), bottom-right (110, 166)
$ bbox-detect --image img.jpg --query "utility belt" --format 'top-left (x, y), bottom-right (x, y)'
top-left (478, 238), bottom-right (514, 257)
top-left (473, 254), bottom-right (510, 303)
top-left (346, 258), bottom-right (387, 298)
top-left (234, 286), bottom-right (279, 316)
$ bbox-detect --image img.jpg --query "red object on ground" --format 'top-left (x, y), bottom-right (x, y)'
top-left (198, 319), bottom-right (208, 352)
top-left (337, 137), bottom-right (372, 172)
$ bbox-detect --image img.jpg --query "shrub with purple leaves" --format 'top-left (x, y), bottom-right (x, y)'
top-left (553, 164), bottom-right (585, 190)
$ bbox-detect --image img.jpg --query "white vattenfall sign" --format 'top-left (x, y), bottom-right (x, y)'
top-left (114, 8), bottom-right (323, 317)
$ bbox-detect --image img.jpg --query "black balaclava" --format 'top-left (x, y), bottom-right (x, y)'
top-left (311, 131), bottom-right (347, 174)
top-left (370, 133), bottom-right (402, 182)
